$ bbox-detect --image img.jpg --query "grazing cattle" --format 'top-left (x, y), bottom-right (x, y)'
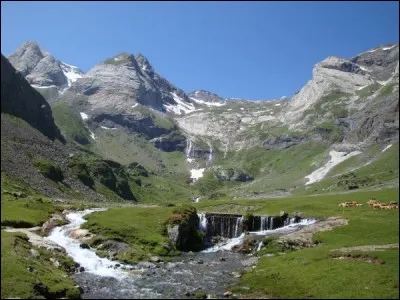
top-left (339, 201), bottom-right (362, 208)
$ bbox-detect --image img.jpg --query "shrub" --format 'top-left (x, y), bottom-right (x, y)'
top-left (68, 160), bottom-right (94, 188)
top-left (34, 159), bottom-right (64, 182)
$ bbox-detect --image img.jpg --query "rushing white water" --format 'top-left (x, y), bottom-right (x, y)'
top-left (46, 209), bottom-right (127, 279)
top-left (249, 218), bottom-right (317, 235)
top-left (256, 241), bottom-right (263, 252)
top-left (202, 218), bottom-right (317, 253)
top-left (202, 233), bottom-right (246, 253)
top-left (198, 213), bottom-right (208, 232)
top-left (234, 217), bottom-right (243, 237)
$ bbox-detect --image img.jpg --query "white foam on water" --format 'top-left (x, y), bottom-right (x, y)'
top-left (202, 233), bottom-right (246, 253)
top-left (46, 209), bottom-right (127, 279)
top-left (202, 218), bottom-right (317, 253)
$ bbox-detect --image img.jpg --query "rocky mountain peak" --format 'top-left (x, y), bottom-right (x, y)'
top-left (8, 41), bottom-right (84, 90)
top-left (316, 56), bottom-right (366, 74)
top-left (135, 53), bottom-right (154, 74)
top-left (188, 90), bottom-right (225, 106)
top-left (102, 52), bottom-right (139, 69)
top-left (350, 43), bottom-right (399, 81)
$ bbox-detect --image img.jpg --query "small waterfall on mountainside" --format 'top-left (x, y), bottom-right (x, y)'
top-left (186, 138), bottom-right (194, 162)
top-left (206, 141), bottom-right (213, 165)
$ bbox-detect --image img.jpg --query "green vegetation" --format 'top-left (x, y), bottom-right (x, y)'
top-left (88, 159), bottom-right (135, 200)
top-left (34, 86), bottom-right (59, 102)
top-left (355, 82), bottom-right (382, 99)
top-left (303, 90), bottom-right (350, 121)
top-left (297, 143), bottom-right (399, 195)
top-left (194, 188), bottom-right (399, 299)
top-left (51, 101), bottom-right (90, 144)
top-left (34, 159), bottom-right (64, 182)
top-left (82, 206), bottom-right (179, 263)
top-left (1, 196), bottom-right (55, 228)
top-left (67, 158), bottom-right (94, 188)
top-left (378, 83), bottom-right (396, 97)
top-left (1, 231), bottom-right (80, 299)
top-left (201, 142), bottom-right (328, 198)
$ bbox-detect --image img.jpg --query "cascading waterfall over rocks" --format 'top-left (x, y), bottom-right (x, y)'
top-left (198, 212), bottom-right (303, 239)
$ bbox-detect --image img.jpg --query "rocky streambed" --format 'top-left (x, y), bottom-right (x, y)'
top-left (45, 209), bottom-right (322, 299)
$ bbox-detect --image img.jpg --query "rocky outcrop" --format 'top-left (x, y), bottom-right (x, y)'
top-left (285, 56), bottom-right (374, 122)
top-left (1, 54), bottom-right (65, 142)
top-left (277, 217), bottom-right (348, 249)
top-left (188, 90), bottom-right (226, 106)
top-left (262, 135), bottom-right (303, 150)
top-left (211, 166), bottom-right (253, 182)
top-left (7, 41), bottom-right (83, 91)
top-left (166, 206), bottom-right (205, 251)
top-left (151, 131), bottom-right (187, 152)
top-left (92, 113), bottom-right (170, 139)
top-left (351, 44), bottom-right (399, 81)
top-left (41, 213), bottom-right (67, 235)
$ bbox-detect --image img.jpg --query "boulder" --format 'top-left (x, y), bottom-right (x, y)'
top-left (41, 213), bottom-right (66, 236)
top-left (79, 243), bottom-right (90, 249)
top-left (166, 205), bottom-right (205, 251)
top-left (211, 166), bottom-right (253, 182)
top-left (30, 248), bottom-right (40, 258)
top-left (68, 229), bottom-right (92, 240)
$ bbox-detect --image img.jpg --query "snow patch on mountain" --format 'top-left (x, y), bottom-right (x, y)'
top-left (80, 112), bottom-right (89, 120)
top-left (190, 97), bottom-right (226, 107)
top-left (60, 62), bottom-right (83, 87)
top-left (164, 92), bottom-right (196, 115)
top-left (305, 150), bottom-right (362, 185)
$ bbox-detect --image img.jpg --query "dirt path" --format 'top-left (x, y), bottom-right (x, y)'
top-left (333, 244), bottom-right (399, 252)
top-left (3, 227), bottom-right (65, 252)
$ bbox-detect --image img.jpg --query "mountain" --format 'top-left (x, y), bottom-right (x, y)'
top-left (4, 41), bottom-right (399, 200)
top-left (7, 41), bottom-right (84, 101)
top-left (65, 51), bottom-right (194, 114)
top-left (1, 54), bottom-right (64, 142)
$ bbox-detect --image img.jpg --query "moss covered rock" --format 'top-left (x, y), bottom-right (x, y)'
top-left (165, 205), bottom-right (205, 251)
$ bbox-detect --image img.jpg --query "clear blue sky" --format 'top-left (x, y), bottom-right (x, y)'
top-left (1, 1), bottom-right (399, 100)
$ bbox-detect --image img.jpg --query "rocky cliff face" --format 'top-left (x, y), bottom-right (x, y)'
top-left (67, 52), bottom-right (194, 115)
top-left (7, 41), bottom-right (84, 101)
top-left (1, 54), bottom-right (64, 142)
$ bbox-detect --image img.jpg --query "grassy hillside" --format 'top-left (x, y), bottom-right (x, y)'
top-left (193, 188), bottom-right (399, 299)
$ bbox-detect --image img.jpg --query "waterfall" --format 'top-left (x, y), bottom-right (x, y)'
top-left (256, 241), bottom-right (263, 252)
top-left (234, 217), bottom-right (243, 237)
top-left (206, 141), bottom-right (213, 165)
top-left (186, 138), bottom-right (194, 162)
top-left (260, 216), bottom-right (268, 231)
top-left (198, 213), bottom-right (208, 232)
